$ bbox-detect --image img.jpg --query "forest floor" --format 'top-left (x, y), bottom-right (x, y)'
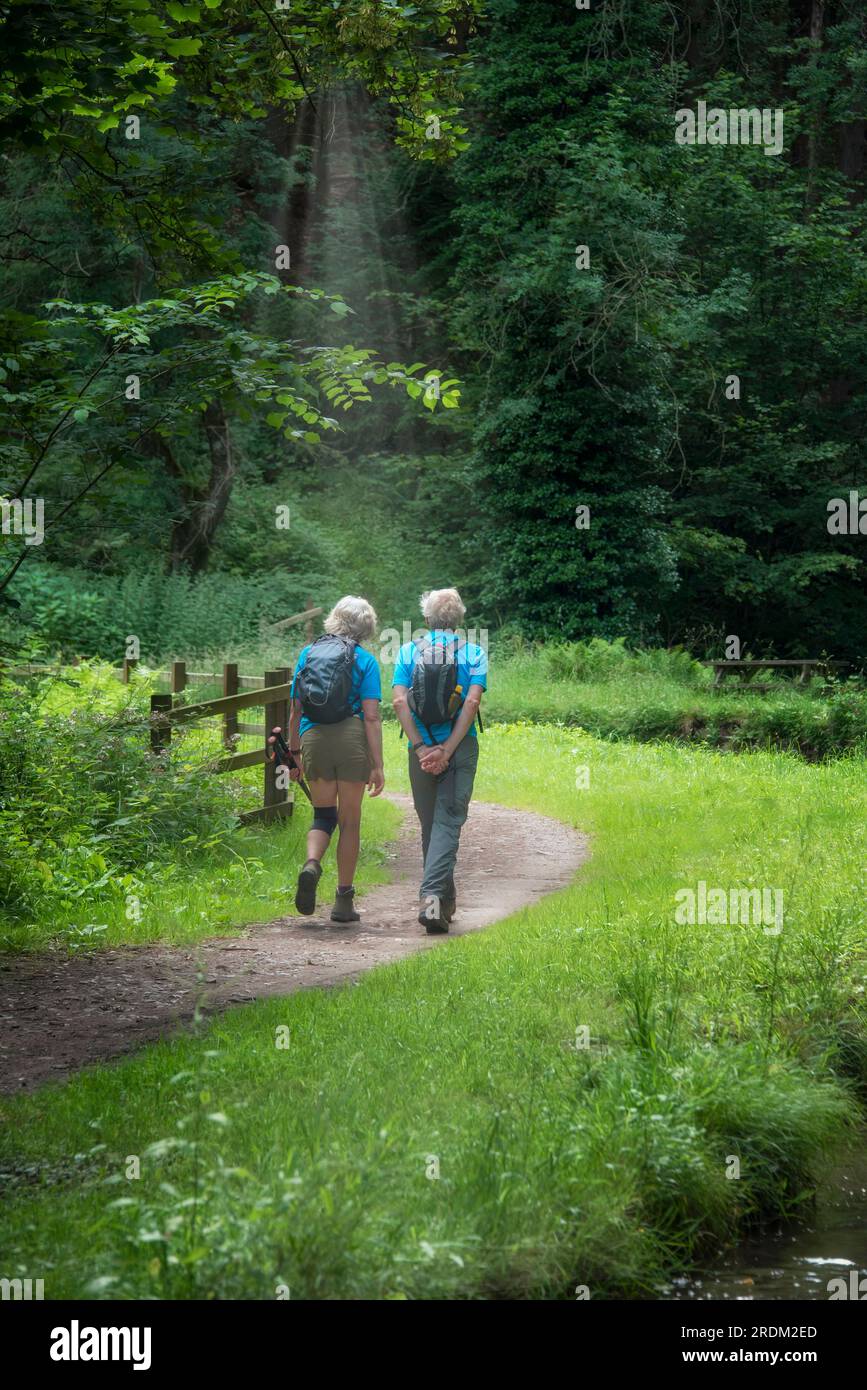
top-left (0, 794), bottom-right (587, 1093)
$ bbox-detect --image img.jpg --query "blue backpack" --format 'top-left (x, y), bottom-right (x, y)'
top-left (295, 635), bottom-right (356, 724)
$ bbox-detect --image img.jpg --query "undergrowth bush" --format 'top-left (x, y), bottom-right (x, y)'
top-left (0, 676), bottom-right (239, 924)
top-left (542, 638), bottom-right (708, 686)
top-left (11, 564), bottom-right (332, 662)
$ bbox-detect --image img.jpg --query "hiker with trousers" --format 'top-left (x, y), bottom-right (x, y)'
top-left (392, 588), bottom-right (487, 934)
top-left (287, 596), bottom-right (384, 923)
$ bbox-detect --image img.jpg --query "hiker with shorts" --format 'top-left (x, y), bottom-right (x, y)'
top-left (392, 588), bottom-right (487, 935)
top-left (287, 596), bottom-right (384, 923)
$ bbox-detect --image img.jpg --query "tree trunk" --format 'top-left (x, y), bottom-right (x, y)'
top-left (168, 400), bottom-right (236, 574)
top-left (805, 0), bottom-right (826, 206)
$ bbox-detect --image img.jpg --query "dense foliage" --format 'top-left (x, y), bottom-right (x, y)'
top-left (3, 1), bottom-right (865, 659)
top-left (0, 671), bottom-right (240, 926)
top-left (448, 0), bottom-right (867, 654)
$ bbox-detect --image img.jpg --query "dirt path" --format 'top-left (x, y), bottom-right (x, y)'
top-left (0, 796), bottom-right (587, 1093)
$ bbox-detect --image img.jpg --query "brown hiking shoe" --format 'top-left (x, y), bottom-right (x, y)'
top-left (331, 887), bottom-right (360, 923)
top-left (419, 896), bottom-right (449, 934)
top-left (295, 859), bottom-right (322, 916)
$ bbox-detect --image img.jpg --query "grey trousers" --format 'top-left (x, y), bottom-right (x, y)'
top-left (408, 736), bottom-right (479, 901)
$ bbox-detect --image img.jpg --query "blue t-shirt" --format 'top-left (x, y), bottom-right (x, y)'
top-left (292, 642), bottom-right (381, 735)
top-left (393, 630), bottom-right (488, 746)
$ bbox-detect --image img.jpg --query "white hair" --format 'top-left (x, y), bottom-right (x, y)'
top-left (421, 588), bottom-right (466, 630)
top-left (324, 595), bottom-right (378, 643)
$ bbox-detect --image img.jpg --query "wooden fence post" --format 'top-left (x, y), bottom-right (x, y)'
top-left (122, 657), bottom-right (137, 684)
top-left (150, 693), bottom-right (172, 753)
top-left (171, 660), bottom-right (186, 700)
top-left (223, 662), bottom-right (238, 747)
top-left (263, 667), bottom-right (290, 821)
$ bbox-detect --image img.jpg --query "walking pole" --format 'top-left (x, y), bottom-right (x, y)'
top-left (267, 726), bottom-right (312, 804)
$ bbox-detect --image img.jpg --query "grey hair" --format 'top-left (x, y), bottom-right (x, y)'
top-left (324, 595), bottom-right (378, 643)
top-left (421, 587), bottom-right (466, 630)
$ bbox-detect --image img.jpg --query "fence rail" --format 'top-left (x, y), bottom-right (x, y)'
top-left (150, 670), bottom-right (297, 824)
top-left (701, 658), bottom-right (849, 688)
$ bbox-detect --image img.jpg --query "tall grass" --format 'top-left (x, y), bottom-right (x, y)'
top-left (8, 564), bottom-right (326, 664)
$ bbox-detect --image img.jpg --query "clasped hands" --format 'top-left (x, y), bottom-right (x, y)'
top-left (417, 742), bottom-right (450, 775)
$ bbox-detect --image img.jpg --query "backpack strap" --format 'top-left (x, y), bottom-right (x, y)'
top-left (400, 638), bottom-right (419, 739)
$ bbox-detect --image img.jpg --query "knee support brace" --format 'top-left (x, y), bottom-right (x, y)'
top-left (312, 805), bottom-right (338, 837)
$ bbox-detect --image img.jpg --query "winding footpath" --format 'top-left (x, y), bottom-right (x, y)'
top-left (0, 795), bottom-right (588, 1093)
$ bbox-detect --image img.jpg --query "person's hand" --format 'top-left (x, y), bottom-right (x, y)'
top-left (421, 746), bottom-right (449, 775)
top-left (367, 764), bottom-right (385, 797)
top-left (288, 762), bottom-right (302, 782)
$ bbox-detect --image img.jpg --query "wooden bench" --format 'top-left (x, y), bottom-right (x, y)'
top-left (703, 659), bottom-right (849, 689)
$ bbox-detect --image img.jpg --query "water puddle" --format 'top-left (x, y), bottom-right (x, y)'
top-left (666, 1153), bottom-right (867, 1300)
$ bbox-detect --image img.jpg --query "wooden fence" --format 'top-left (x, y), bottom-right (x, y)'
top-left (0, 602), bottom-right (323, 827)
top-left (145, 603), bottom-right (323, 825)
top-left (701, 658), bottom-right (849, 689)
top-left (149, 667), bottom-right (297, 825)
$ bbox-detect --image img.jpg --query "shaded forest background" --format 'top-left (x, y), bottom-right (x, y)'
top-left (2, 0), bottom-right (866, 662)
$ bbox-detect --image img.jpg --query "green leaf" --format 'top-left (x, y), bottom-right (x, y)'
top-left (164, 37), bottom-right (203, 56)
top-left (166, 2), bottom-right (201, 19)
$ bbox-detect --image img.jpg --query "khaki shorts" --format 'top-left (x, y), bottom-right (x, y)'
top-left (301, 717), bottom-right (371, 784)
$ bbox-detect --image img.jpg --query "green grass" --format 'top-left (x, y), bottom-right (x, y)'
top-left (1, 723), bottom-right (865, 1300)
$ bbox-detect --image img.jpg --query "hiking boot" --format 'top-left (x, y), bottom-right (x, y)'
top-left (441, 896), bottom-right (456, 924)
top-left (295, 859), bottom-right (322, 916)
top-left (419, 896), bottom-right (449, 935)
top-left (331, 887), bottom-right (360, 923)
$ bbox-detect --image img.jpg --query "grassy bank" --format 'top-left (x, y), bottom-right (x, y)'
top-left (1, 723), bottom-right (864, 1299)
top-left (483, 642), bottom-right (867, 758)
